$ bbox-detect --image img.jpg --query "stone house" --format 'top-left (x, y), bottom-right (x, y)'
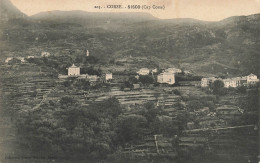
top-left (105, 73), bottom-right (113, 81)
top-left (5, 57), bottom-right (13, 63)
top-left (87, 75), bottom-right (98, 82)
top-left (201, 77), bottom-right (218, 87)
top-left (27, 56), bottom-right (35, 59)
top-left (137, 68), bottom-right (150, 75)
top-left (164, 68), bottom-right (182, 74)
top-left (157, 72), bottom-right (175, 85)
top-left (41, 52), bottom-right (51, 57)
top-left (16, 57), bottom-right (25, 63)
top-left (201, 74), bottom-right (259, 88)
top-left (247, 74), bottom-right (259, 85)
top-left (223, 78), bottom-right (239, 88)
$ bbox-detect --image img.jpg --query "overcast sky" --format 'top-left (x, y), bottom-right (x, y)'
top-left (10, 0), bottom-right (260, 21)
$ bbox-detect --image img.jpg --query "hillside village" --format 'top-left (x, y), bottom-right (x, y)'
top-left (1, 49), bottom-right (259, 162)
top-left (1, 0), bottom-right (259, 161)
top-left (201, 74), bottom-right (259, 88)
top-left (5, 50), bottom-right (259, 89)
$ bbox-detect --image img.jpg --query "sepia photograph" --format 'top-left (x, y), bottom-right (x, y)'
top-left (0, 0), bottom-right (259, 162)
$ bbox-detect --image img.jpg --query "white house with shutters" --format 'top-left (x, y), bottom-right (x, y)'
top-left (247, 74), bottom-right (259, 85)
top-left (67, 64), bottom-right (80, 76)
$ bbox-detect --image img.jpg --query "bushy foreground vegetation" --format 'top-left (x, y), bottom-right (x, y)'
top-left (14, 97), bottom-right (186, 160)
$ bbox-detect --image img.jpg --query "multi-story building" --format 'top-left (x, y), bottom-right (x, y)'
top-left (247, 74), bottom-right (259, 85)
top-left (157, 72), bottom-right (175, 85)
top-left (67, 64), bottom-right (80, 76)
top-left (201, 77), bottom-right (218, 87)
top-left (201, 74), bottom-right (259, 88)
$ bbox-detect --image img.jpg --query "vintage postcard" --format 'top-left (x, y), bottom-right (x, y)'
top-left (0, 0), bottom-right (259, 162)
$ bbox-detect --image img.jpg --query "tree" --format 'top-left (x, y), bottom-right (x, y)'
top-left (187, 100), bottom-right (202, 111)
top-left (237, 85), bottom-right (247, 94)
top-left (239, 88), bottom-right (259, 111)
top-left (60, 96), bottom-right (77, 108)
top-left (142, 102), bottom-right (159, 124)
top-left (81, 66), bottom-right (101, 76)
top-left (116, 114), bottom-right (147, 145)
top-left (139, 75), bottom-right (154, 85)
top-left (172, 89), bottom-right (181, 95)
top-left (16, 97), bottom-right (123, 160)
top-left (101, 97), bottom-right (122, 118)
top-left (120, 81), bottom-right (133, 90)
top-left (211, 80), bottom-right (226, 95)
top-left (128, 75), bottom-right (139, 84)
top-left (63, 80), bottom-right (72, 87)
top-left (174, 111), bottom-right (190, 133)
top-left (74, 80), bottom-right (90, 90)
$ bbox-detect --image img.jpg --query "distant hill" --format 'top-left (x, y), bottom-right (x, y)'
top-left (32, 10), bottom-right (157, 21)
top-left (0, 0), bottom-right (259, 77)
top-left (31, 10), bottom-right (157, 31)
top-left (0, 0), bottom-right (31, 53)
top-left (0, 0), bottom-right (26, 23)
top-left (121, 14), bottom-right (260, 76)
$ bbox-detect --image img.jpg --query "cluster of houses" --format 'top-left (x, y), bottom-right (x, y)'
top-left (8, 50), bottom-right (258, 88)
top-left (59, 65), bottom-right (182, 86)
top-left (59, 64), bottom-right (113, 83)
top-left (4, 49), bottom-right (183, 86)
top-left (136, 67), bottom-right (182, 85)
top-left (5, 50), bottom-right (91, 64)
top-left (4, 51), bottom-right (52, 64)
top-left (5, 56), bottom-right (35, 63)
top-left (201, 74), bottom-right (259, 88)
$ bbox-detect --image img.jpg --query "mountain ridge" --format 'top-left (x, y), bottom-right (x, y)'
top-left (0, 0), bottom-right (27, 20)
top-left (31, 10), bottom-right (157, 20)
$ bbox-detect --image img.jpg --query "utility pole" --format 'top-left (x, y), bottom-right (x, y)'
top-left (154, 135), bottom-right (159, 154)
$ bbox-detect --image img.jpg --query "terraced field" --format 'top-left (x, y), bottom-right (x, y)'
top-left (180, 125), bottom-right (258, 162)
top-left (1, 65), bottom-right (57, 113)
top-left (0, 62), bottom-right (258, 163)
top-left (122, 135), bottom-right (176, 159)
